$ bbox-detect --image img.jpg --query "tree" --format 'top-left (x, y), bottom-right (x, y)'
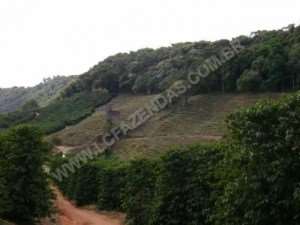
top-left (21, 99), bottom-right (39, 112)
top-left (0, 126), bottom-right (53, 225)
top-left (288, 44), bottom-right (300, 89)
top-left (237, 69), bottom-right (262, 92)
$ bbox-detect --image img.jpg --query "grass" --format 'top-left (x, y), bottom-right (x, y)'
top-left (47, 94), bottom-right (154, 145)
top-left (48, 93), bottom-right (283, 160)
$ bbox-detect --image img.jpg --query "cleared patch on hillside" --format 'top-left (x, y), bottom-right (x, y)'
top-left (48, 93), bottom-right (282, 159)
top-left (47, 95), bottom-right (155, 146)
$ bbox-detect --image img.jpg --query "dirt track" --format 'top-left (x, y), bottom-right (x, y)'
top-left (55, 190), bottom-right (125, 225)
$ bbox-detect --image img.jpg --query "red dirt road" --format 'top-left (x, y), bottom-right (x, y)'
top-left (55, 190), bottom-right (125, 225)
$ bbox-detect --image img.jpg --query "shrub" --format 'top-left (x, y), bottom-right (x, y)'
top-left (73, 163), bottom-right (101, 206)
top-left (0, 126), bottom-right (53, 225)
top-left (150, 144), bottom-right (223, 225)
top-left (237, 69), bottom-right (262, 92)
top-left (96, 159), bottom-right (127, 211)
top-left (52, 156), bottom-right (127, 211)
top-left (121, 159), bottom-right (158, 225)
top-left (214, 92), bottom-right (300, 225)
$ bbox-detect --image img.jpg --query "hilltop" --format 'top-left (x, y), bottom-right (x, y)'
top-left (63, 24), bottom-right (300, 98)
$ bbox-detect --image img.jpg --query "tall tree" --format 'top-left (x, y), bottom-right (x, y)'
top-left (0, 126), bottom-right (53, 225)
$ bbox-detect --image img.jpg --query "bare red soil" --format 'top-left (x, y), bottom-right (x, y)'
top-left (55, 190), bottom-right (125, 225)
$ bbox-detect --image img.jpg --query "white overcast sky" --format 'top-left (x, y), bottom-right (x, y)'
top-left (0, 0), bottom-right (299, 88)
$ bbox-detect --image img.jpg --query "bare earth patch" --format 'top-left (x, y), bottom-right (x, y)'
top-left (54, 190), bottom-right (125, 225)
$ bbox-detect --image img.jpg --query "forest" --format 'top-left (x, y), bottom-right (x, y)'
top-left (63, 25), bottom-right (300, 96)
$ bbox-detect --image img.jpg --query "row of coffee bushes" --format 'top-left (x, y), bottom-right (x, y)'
top-left (51, 144), bottom-right (223, 225)
top-left (51, 157), bottom-right (127, 210)
top-left (52, 92), bottom-right (300, 225)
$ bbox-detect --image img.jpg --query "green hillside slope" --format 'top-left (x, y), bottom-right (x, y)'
top-left (0, 75), bottom-right (75, 113)
top-left (0, 90), bottom-right (111, 134)
top-left (48, 93), bottom-right (282, 159)
top-left (63, 25), bottom-right (300, 98)
top-left (1, 24), bottom-right (299, 138)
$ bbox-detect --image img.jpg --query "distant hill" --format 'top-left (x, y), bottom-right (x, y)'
top-left (0, 24), bottom-right (299, 137)
top-left (0, 76), bottom-right (76, 113)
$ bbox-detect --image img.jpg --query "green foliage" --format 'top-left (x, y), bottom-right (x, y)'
top-left (237, 69), bottom-right (262, 92)
top-left (52, 156), bottom-right (127, 210)
top-left (73, 163), bottom-right (100, 206)
top-left (0, 90), bottom-right (111, 134)
top-left (287, 43), bottom-right (300, 89)
top-left (62, 25), bottom-right (300, 97)
top-left (2, 25), bottom-right (300, 135)
top-left (96, 159), bottom-right (127, 211)
top-left (121, 159), bottom-right (158, 225)
top-left (150, 144), bottom-right (223, 225)
top-left (0, 126), bottom-right (53, 225)
top-left (51, 144), bottom-right (223, 225)
top-left (50, 91), bottom-right (300, 225)
top-left (0, 99), bottom-right (41, 130)
top-left (21, 99), bottom-right (39, 112)
top-left (0, 76), bottom-right (75, 113)
top-left (227, 92), bottom-right (300, 151)
top-left (30, 90), bottom-right (111, 134)
top-left (214, 92), bottom-right (300, 225)
top-left (0, 109), bottom-right (37, 130)
top-left (49, 154), bottom-right (76, 199)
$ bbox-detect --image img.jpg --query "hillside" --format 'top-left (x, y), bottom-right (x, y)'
top-left (63, 24), bottom-right (300, 98)
top-left (53, 91), bottom-right (300, 225)
top-left (0, 24), bottom-right (299, 140)
top-left (0, 76), bottom-right (76, 113)
top-left (48, 93), bottom-right (282, 159)
top-left (0, 90), bottom-right (111, 134)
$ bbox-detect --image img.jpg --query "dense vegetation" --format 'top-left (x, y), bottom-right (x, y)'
top-left (52, 91), bottom-right (300, 225)
top-left (1, 25), bottom-right (300, 134)
top-left (0, 126), bottom-right (53, 225)
top-left (0, 90), bottom-right (111, 134)
top-left (216, 92), bottom-right (300, 225)
top-left (0, 76), bottom-right (75, 113)
top-left (63, 25), bottom-right (300, 98)
top-left (1, 24), bottom-right (300, 224)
